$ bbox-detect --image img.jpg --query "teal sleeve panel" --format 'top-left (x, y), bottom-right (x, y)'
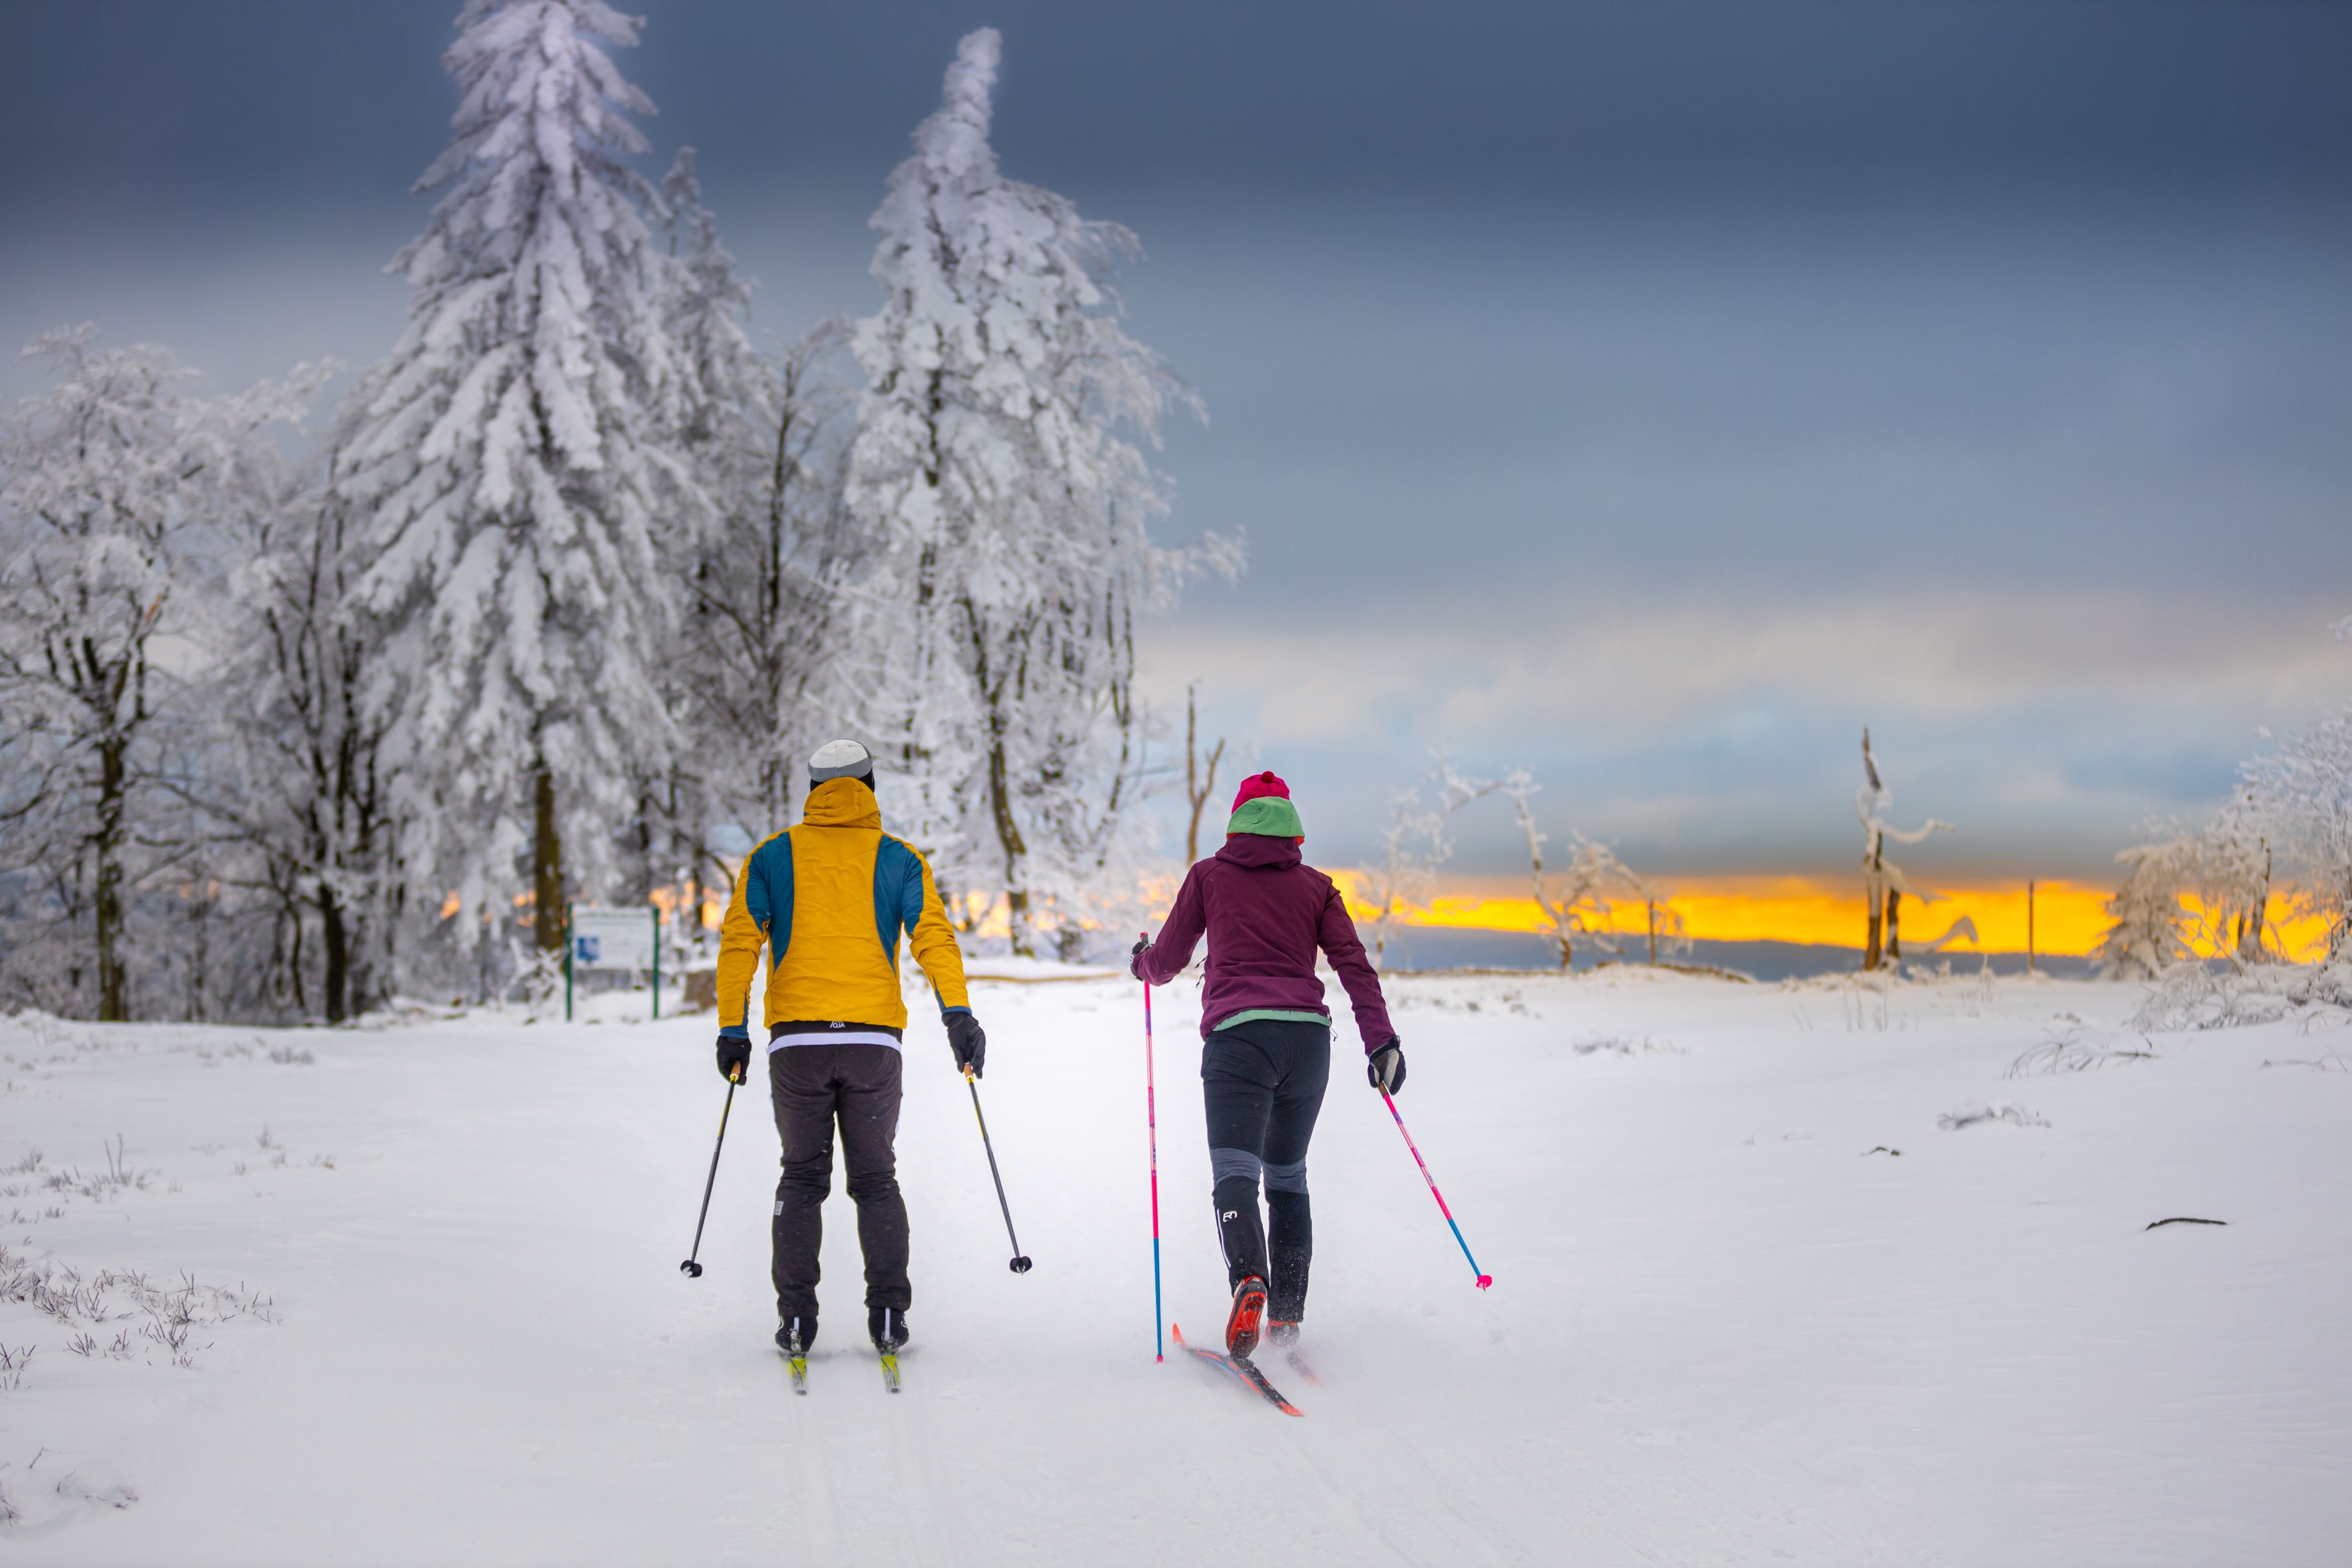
top-left (872, 835), bottom-right (923, 972)
top-left (748, 834), bottom-right (795, 969)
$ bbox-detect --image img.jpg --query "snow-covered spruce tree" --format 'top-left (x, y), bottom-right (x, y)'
top-left (0, 327), bottom-right (310, 1020)
top-left (338, 0), bottom-right (698, 953)
top-left (846, 28), bottom-right (1237, 955)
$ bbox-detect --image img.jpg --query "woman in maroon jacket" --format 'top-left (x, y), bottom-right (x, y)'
top-left (1131, 771), bottom-right (1403, 1359)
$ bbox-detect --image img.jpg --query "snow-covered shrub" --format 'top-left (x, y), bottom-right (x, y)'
top-left (2131, 961), bottom-right (2298, 1032)
top-left (2007, 1028), bottom-right (2158, 1076)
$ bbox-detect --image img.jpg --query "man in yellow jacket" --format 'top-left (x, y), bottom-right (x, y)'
top-left (714, 740), bottom-right (984, 1361)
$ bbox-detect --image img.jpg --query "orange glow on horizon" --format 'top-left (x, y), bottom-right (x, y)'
top-left (1326, 871), bottom-right (2332, 961)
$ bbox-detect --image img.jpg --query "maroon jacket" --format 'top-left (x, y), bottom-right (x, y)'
top-left (1138, 834), bottom-right (1397, 1050)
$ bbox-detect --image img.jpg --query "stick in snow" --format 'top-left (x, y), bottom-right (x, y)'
top-left (2144, 1217), bottom-right (2228, 1230)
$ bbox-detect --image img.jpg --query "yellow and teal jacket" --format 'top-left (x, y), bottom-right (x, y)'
top-left (714, 778), bottom-right (973, 1042)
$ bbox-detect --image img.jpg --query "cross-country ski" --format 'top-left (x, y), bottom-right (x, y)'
top-left (1172, 1323), bottom-right (1304, 1417)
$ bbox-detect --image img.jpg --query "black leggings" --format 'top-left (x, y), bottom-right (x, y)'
top-left (1201, 1018), bottom-right (1330, 1321)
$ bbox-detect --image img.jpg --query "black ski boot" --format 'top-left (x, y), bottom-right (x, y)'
top-left (1267, 1320), bottom-right (1300, 1350)
top-left (775, 1315), bottom-right (817, 1357)
top-left (1225, 1275), bottom-right (1267, 1360)
top-left (868, 1305), bottom-right (909, 1352)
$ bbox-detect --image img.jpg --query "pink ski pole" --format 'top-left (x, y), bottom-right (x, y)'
top-left (1381, 1087), bottom-right (1492, 1290)
top-left (1142, 937), bottom-right (1166, 1361)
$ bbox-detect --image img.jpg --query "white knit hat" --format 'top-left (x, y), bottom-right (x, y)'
top-left (808, 739), bottom-right (876, 785)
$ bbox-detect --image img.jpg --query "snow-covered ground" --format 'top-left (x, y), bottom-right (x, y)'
top-left (3, 969), bottom-right (2346, 1565)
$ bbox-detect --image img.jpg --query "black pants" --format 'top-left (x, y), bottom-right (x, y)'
top-left (1202, 1018), bottom-right (1330, 1322)
top-left (767, 1040), bottom-right (909, 1321)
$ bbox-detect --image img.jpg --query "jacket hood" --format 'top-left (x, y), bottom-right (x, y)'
top-left (1216, 832), bottom-right (1302, 870)
top-left (803, 776), bottom-right (882, 829)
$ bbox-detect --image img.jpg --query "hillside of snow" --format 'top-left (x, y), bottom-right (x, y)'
top-left (3, 969), bottom-right (2346, 1565)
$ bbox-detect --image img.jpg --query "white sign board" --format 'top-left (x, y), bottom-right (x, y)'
top-left (572, 907), bottom-right (656, 971)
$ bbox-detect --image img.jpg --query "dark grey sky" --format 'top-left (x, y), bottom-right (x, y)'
top-left (3, 0), bottom-right (2347, 888)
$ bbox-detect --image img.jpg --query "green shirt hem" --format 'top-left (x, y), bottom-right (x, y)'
top-left (1210, 1008), bottom-right (1332, 1033)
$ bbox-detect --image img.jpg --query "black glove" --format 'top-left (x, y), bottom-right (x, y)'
top-left (715, 1032), bottom-right (750, 1084)
top-left (1129, 935), bottom-right (1150, 981)
top-left (946, 1010), bottom-right (986, 1077)
top-left (1366, 1040), bottom-right (1405, 1094)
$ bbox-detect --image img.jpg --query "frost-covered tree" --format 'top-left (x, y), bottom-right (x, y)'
top-left (0, 327), bottom-right (309, 1019)
top-left (2244, 705), bottom-right (2352, 958)
top-left (206, 444), bottom-right (399, 1023)
top-left (1421, 759), bottom-right (1650, 970)
top-left (1496, 769), bottom-right (1633, 971)
top-left (2094, 832), bottom-right (2201, 979)
top-left (846, 27), bottom-right (1237, 954)
top-left (1856, 728), bottom-right (1953, 969)
top-left (653, 151), bottom-right (865, 869)
top-left (681, 317), bottom-right (860, 864)
top-left (1360, 789), bottom-right (1450, 967)
top-left (1624, 868), bottom-right (1692, 965)
top-left (2197, 793), bottom-right (2275, 965)
top-left (337, 0), bottom-right (698, 951)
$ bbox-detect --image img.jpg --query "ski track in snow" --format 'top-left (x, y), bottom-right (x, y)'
top-left (1, 971), bottom-right (2348, 1565)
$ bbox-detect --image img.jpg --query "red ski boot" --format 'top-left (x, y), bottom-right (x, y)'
top-left (1225, 1275), bottom-right (1268, 1360)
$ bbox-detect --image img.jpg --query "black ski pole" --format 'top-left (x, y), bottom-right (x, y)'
top-left (963, 1065), bottom-right (1033, 1273)
top-left (679, 1069), bottom-right (741, 1278)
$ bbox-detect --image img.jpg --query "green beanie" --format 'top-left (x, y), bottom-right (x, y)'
top-left (1227, 795), bottom-right (1304, 839)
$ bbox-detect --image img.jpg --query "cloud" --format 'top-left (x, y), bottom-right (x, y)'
top-left (1146, 589), bottom-right (2344, 746)
top-left (1139, 589), bottom-right (2351, 882)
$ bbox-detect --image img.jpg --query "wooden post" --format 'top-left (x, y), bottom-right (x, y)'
top-left (2026, 880), bottom-right (2036, 975)
top-left (1647, 898), bottom-right (1658, 965)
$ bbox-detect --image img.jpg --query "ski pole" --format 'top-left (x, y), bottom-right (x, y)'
top-left (679, 1069), bottom-right (741, 1278)
top-left (1379, 1087), bottom-right (1492, 1290)
top-left (1142, 937), bottom-right (1164, 1362)
top-left (964, 1065), bottom-right (1033, 1273)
